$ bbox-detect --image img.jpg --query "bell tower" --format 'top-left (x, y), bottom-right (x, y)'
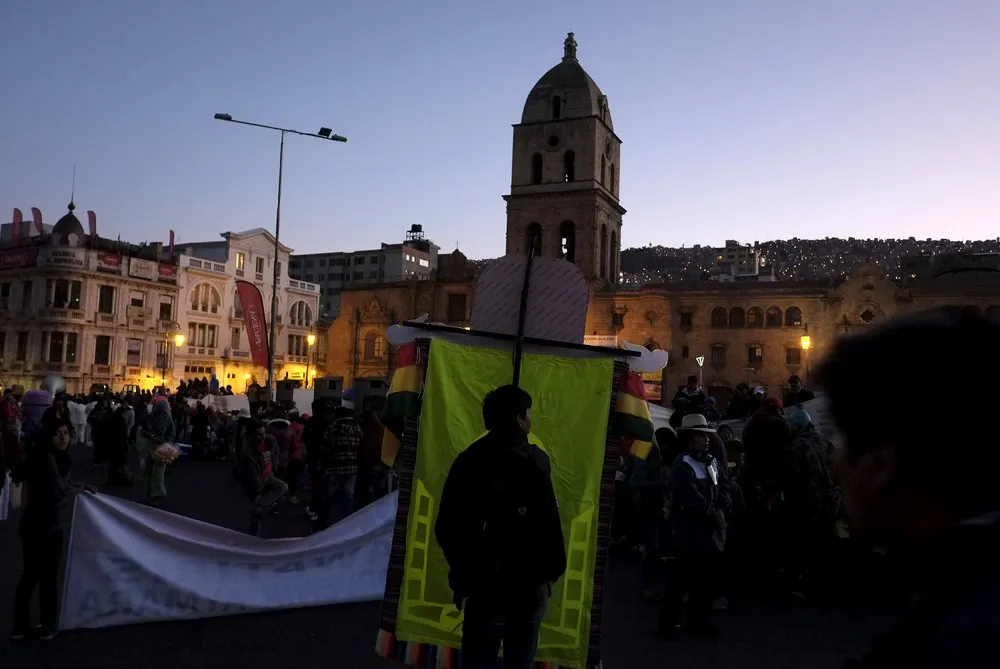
top-left (503, 33), bottom-right (625, 284)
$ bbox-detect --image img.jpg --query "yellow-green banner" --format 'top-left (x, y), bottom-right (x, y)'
top-left (394, 339), bottom-right (613, 669)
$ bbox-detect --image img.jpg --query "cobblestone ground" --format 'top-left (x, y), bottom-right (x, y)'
top-left (0, 446), bottom-right (896, 669)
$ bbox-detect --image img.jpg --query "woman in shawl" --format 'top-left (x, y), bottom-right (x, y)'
top-left (140, 396), bottom-right (175, 505)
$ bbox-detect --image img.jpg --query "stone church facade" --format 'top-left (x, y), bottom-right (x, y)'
top-left (325, 34), bottom-right (1000, 402)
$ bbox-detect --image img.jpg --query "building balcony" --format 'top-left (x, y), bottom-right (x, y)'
top-left (232, 307), bottom-right (244, 319)
top-left (37, 361), bottom-right (83, 375)
top-left (188, 303), bottom-right (221, 316)
top-left (287, 279), bottom-right (319, 294)
top-left (184, 257), bottom-right (228, 275)
top-left (92, 364), bottom-right (112, 376)
top-left (39, 307), bottom-right (86, 322)
top-left (185, 346), bottom-right (218, 357)
top-left (95, 312), bottom-right (116, 326)
top-left (230, 349), bottom-right (250, 359)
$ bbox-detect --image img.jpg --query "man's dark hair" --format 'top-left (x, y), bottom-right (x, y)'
top-left (248, 419), bottom-right (266, 433)
top-left (687, 375), bottom-right (698, 384)
top-left (817, 306), bottom-right (1000, 513)
top-left (482, 385), bottom-right (532, 432)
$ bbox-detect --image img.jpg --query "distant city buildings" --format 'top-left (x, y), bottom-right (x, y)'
top-left (620, 237), bottom-right (1000, 287)
top-left (288, 224), bottom-right (440, 317)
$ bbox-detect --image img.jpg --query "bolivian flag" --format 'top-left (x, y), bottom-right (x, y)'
top-left (611, 369), bottom-right (656, 460)
top-left (380, 343), bottom-right (422, 467)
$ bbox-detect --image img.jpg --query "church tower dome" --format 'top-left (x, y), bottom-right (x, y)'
top-left (520, 33), bottom-right (613, 129)
top-left (504, 33), bottom-right (624, 284)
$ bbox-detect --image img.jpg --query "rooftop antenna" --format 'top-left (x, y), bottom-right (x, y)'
top-left (70, 165), bottom-right (76, 205)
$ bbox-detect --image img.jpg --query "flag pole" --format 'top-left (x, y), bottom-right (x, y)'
top-left (511, 244), bottom-right (536, 387)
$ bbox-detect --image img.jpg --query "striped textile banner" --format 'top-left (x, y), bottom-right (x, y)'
top-left (380, 342), bottom-right (423, 467)
top-left (610, 369), bottom-right (656, 460)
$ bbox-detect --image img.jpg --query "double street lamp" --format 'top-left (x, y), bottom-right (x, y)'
top-left (305, 333), bottom-right (316, 388)
top-left (160, 323), bottom-right (186, 388)
top-left (213, 113), bottom-right (347, 400)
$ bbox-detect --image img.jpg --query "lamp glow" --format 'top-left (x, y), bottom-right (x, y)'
top-left (306, 333), bottom-right (316, 346)
top-left (174, 333), bottom-right (186, 348)
top-left (800, 334), bottom-right (812, 350)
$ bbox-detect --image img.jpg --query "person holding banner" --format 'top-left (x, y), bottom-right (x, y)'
top-left (11, 422), bottom-right (96, 641)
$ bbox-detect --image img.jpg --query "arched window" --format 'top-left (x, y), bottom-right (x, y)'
top-left (609, 164), bottom-right (616, 194)
top-left (288, 300), bottom-right (313, 327)
top-left (765, 307), bottom-right (782, 327)
top-left (190, 283), bottom-right (221, 314)
top-left (601, 155), bottom-right (607, 186)
top-left (531, 153), bottom-right (543, 185)
top-left (710, 307), bottom-right (728, 327)
top-left (784, 306), bottom-right (803, 326)
top-left (364, 332), bottom-right (385, 360)
top-left (563, 150), bottom-right (576, 182)
top-left (986, 305), bottom-right (1000, 322)
top-left (552, 95), bottom-right (562, 120)
top-left (747, 307), bottom-right (764, 328)
top-left (729, 307), bottom-right (746, 328)
top-left (559, 221), bottom-right (576, 262)
top-left (609, 231), bottom-right (617, 281)
top-left (526, 223), bottom-right (542, 255)
top-left (599, 225), bottom-right (608, 279)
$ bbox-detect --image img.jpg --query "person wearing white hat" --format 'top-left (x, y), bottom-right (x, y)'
top-left (659, 413), bottom-right (730, 640)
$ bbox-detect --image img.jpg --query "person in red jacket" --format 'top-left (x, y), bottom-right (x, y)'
top-left (286, 411), bottom-right (307, 504)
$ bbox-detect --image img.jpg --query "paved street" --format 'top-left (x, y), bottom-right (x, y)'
top-left (1, 447), bottom-right (897, 669)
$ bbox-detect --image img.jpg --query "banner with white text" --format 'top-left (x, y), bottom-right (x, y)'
top-left (60, 491), bottom-right (397, 630)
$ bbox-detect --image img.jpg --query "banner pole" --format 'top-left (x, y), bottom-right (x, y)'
top-left (511, 245), bottom-right (535, 387)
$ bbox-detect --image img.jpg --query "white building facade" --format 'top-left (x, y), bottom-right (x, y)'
top-left (174, 228), bottom-right (321, 392)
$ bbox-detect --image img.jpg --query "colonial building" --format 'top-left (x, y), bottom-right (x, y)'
top-left (324, 33), bottom-right (1000, 401)
top-left (0, 202), bottom-right (181, 393)
top-left (175, 228), bottom-right (322, 391)
top-left (0, 212), bottom-right (323, 394)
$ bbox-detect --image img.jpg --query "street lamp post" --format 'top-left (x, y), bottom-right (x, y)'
top-left (800, 326), bottom-right (812, 386)
top-left (695, 355), bottom-right (705, 390)
top-left (161, 324), bottom-right (186, 391)
top-left (305, 333), bottom-right (316, 388)
top-left (213, 113), bottom-right (346, 401)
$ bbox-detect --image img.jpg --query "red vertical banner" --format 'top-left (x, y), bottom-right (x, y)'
top-left (235, 280), bottom-right (270, 369)
top-left (30, 207), bottom-right (43, 236)
top-left (11, 208), bottom-right (23, 245)
top-left (87, 210), bottom-right (97, 237)
top-left (169, 229), bottom-right (175, 260)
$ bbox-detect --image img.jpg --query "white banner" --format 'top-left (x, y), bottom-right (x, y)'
top-left (60, 491), bottom-right (397, 629)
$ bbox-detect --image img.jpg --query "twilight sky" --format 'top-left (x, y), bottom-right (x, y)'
top-left (2, 0), bottom-right (999, 260)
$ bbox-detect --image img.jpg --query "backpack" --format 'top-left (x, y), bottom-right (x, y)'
top-left (476, 445), bottom-right (566, 590)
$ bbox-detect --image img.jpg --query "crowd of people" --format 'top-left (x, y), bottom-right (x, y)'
top-left (612, 375), bottom-right (841, 639)
top-left (0, 377), bottom-right (393, 641)
top-left (4, 306), bottom-right (1000, 667)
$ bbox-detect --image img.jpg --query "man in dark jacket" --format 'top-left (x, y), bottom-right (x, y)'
top-left (435, 385), bottom-right (566, 669)
top-left (670, 375), bottom-right (706, 428)
top-left (782, 375), bottom-right (816, 408)
top-left (819, 307), bottom-right (1000, 668)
